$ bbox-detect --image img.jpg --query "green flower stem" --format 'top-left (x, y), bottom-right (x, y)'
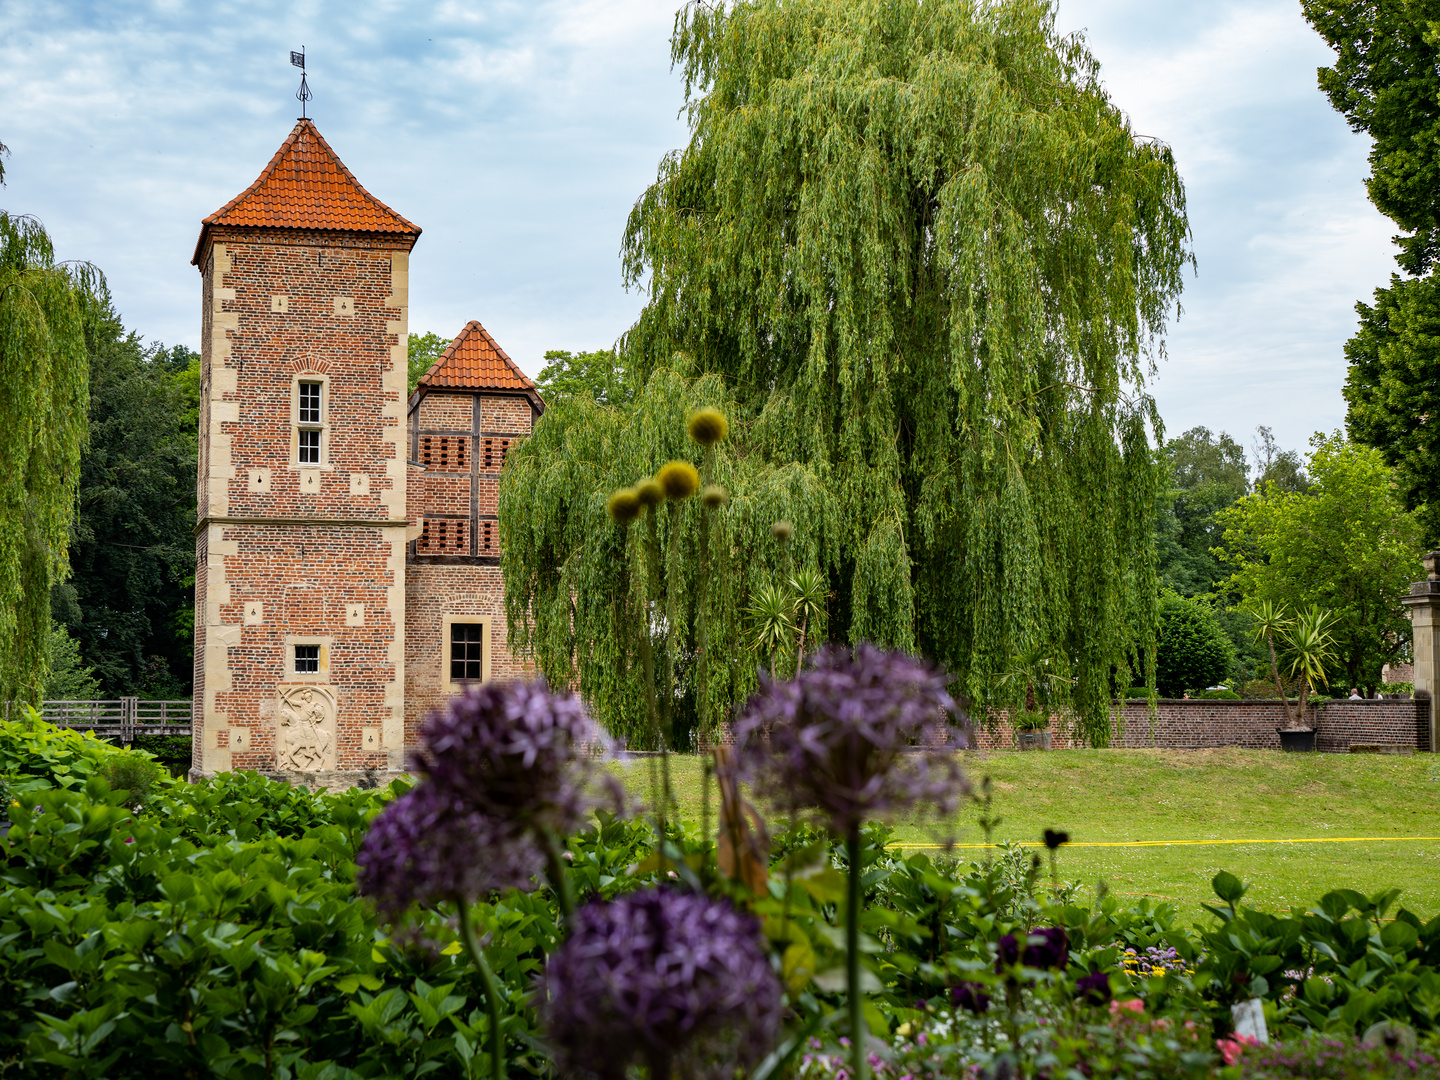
top-left (540, 825), bottom-right (577, 930)
top-left (846, 828), bottom-right (867, 1080)
top-left (457, 899), bottom-right (505, 1080)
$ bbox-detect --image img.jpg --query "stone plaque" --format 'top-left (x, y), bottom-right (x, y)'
top-left (276, 684), bottom-right (338, 771)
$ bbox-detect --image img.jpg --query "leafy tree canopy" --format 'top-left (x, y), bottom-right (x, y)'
top-left (502, 0), bottom-right (1193, 746)
top-left (1215, 433), bottom-right (1421, 694)
top-left (535, 349), bottom-right (631, 406)
top-left (0, 209), bottom-right (98, 705)
top-left (1155, 591), bottom-right (1235, 698)
top-left (407, 331), bottom-right (450, 395)
top-left (59, 300), bottom-right (198, 698)
top-left (1304, 1), bottom-right (1440, 543)
top-left (1155, 426), bottom-right (1249, 596)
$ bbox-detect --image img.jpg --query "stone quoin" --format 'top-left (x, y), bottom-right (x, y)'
top-left (191, 119), bottom-right (540, 785)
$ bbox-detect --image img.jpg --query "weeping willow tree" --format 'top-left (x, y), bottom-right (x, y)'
top-left (502, 0), bottom-right (1190, 746)
top-left (0, 209), bottom-right (97, 707)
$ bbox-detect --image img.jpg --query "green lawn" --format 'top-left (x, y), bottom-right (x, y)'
top-left (612, 748), bottom-right (1440, 917)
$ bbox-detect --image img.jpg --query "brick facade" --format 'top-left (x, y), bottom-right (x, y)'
top-left (955, 698), bottom-right (1433, 753)
top-left (191, 120), bottom-right (540, 783)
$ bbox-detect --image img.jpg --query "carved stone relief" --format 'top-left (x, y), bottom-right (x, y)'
top-left (276, 684), bottom-right (338, 771)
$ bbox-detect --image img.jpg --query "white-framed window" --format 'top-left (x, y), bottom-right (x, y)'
top-left (285, 635), bottom-right (332, 681)
top-left (441, 614), bottom-right (490, 690)
top-left (291, 375), bottom-right (330, 467)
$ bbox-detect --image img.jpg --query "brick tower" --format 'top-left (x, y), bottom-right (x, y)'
top-left (191, 119), bottom-right (419, 779)
top-left (403, 321), bottom-right (543, 742)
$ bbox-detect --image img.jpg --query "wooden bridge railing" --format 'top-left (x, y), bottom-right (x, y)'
top-left (4, 698), bottom-right (193, 744)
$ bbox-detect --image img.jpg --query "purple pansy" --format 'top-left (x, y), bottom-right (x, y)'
top-left (543, 889), bottom-right (781, 1080)
top-left (733, 644), bottom-right (970, 836)
top-left (356, 782), bottom-right (543, 917)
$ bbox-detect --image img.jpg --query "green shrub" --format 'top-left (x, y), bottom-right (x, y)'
top-left (0, 708), bottom-right (147, 795)
top-left (1011, 709), bottom-right (1049, 731)
top-left (1195, 687), bottom-right (1240, 699)
top-left (100, 751), bottom-right (165, 811)
top-left (1157, 591), bottom-right (1236, 697)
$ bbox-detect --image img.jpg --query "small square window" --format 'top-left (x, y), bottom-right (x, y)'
top-left (299, 382), bottom-right (322, 424)
top-left (295, 645), bottom-right (320, 674)
top-left (450, 623), bottom-right (485, 681)
top-left (298, 429), bottom-right (321, 464)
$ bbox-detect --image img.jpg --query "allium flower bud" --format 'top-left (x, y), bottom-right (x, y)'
top-left (687, 406), bottom-right (729, 446)
top-left (657, 460), bottom-right (700, 500)
top-left (734, 644), bottom-right (969, 837)
top-left (636, 479), bottom-right (665, 508)
top-left (544, 890), bottom-right (781, 1080)
top-left (701, 484), bottom-right (728, 509)
top-left (996, 927), bottom-right (1069, 972)
top-left (769, 519), bottom-right (793, 541)
top-left (1043, 829), bottom-right (1070, 850)
top-left (608, 488), bottom-right (641, 524)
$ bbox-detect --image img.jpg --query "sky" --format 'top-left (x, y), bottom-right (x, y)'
top-left (0, 0), bottom-right (1394, 468)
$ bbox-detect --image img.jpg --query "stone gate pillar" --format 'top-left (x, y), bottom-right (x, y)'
top-left (1400, 550), bottom-right (1440, 752)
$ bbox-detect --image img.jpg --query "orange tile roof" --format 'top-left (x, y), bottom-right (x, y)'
top-left (420, 320), bottom-right (539, 397)
top-left (193, 119), bottom-right (420, 263)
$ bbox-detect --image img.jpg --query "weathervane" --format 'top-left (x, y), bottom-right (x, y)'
top-left (291, 48), bottom-right (312, 119)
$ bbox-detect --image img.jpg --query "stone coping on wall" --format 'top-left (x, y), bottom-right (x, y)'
top-left (956, 697), bottom-right (1432, 753)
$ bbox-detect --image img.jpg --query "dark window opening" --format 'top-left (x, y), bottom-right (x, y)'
top-left (298, 428), bottom-right (321, 464)
top-left (299, 381), bottom-right (322, 424)
top-left (295, 645), bottom-right (320, 674)
top-left (451, 623), bottom-right (485, 681)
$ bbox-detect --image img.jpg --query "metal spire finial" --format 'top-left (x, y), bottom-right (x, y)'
top-left (290, 48), bottom-right (312, 119)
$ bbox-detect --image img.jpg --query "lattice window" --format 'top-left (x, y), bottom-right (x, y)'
top-left (482, 438), bottom-right (511, 469)
top-left (418, 519), bottom-right (467, 554)
top-left (420, 435), bottom-right (469, 471)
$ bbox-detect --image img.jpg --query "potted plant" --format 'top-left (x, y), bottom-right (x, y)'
top-left (1248, 601), bottom-right (1337, 752)
top-left (1014, 709), bottom-right (1052, 751)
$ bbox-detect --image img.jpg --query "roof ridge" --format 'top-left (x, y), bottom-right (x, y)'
top-left (416, 319), bottom-right (539, 398)
top-left (193, 119), bottom-right (420, 264)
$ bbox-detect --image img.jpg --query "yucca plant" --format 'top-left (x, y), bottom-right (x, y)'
top-left (747, 582), bottom-right (795, 680)
top-left (787, 565), bottom-right (828, 675)
top-left (1283, 605), bottom-right (1338, 730)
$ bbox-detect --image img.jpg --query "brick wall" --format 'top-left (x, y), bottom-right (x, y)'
top-left (403, 564), bottom-right (536, 744)
top-left (193, 227), bottom-right (411, 775)
top-left (956, 698), bottom-right (1432, 752)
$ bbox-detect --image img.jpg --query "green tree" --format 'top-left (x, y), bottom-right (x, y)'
top-left (1303, 1), bottom-right (1440, 542)
top-left (503, 0), bottom-right (1192, 745)
top-left (1215, 433), bottom-right (1422, 694)
top-left (61, 303), bottom-right (198, 697)
top-left (1155, 591), bottom-right (1235, 698)
top-left (0, 209), bottom-right (98, 705)
top-left (535, 349), bottom-right (631, 406)
top-left (1155, 426), bottom-right (1250, 596)
top-left (407, 330), bottom-right (450, 394)
top-left (43, 622), bottom-right (101, 700)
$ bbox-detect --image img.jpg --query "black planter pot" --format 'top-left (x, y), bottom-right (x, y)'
top-left (1277, 728), bottom-right (1316, 752)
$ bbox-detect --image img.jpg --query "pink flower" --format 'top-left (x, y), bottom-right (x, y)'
top-left (916, 1033), bottom-right (927, 1045)
top-left (1215, 1034), bottom-right (1260, 1066)
top-left (1108, 998), bottom-right (1144, 1016)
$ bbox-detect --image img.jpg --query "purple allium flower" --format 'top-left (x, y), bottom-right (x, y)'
top-left (356, 783), bottom-right (543, 917)
top-left (543, 890), bottom-right (781, 1080)
top-left (1023, 927), bottom-right (1069, 970)
top-left (994, 927), bottom-right (1069, 972)
top-left (1075, 970), bottom-right (1111, 1006)
top-left (416, 680), bottom-right (618, 834)
top-left (995, 934), bottom-right (1021, 970)
top-left (952, 981), bottom-right (992, 1014)
top-left (733, 644), bottom-right (970, 836)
